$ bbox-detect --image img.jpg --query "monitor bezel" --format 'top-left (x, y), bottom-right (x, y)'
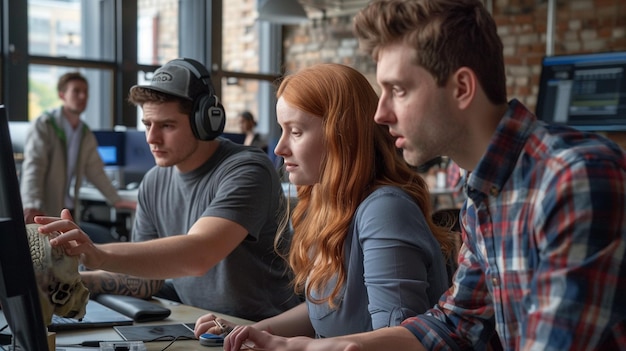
top-left (0, 105), bottom-right (50, 350)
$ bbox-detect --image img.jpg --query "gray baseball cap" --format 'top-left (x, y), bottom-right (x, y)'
top-left (130, 58), bottom-right (213, 100)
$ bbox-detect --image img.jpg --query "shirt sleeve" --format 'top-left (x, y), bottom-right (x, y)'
top-left (401, 238), bottom-right (496, 350)
top-left (201, 154), bottom-right (278, 241)
top-left (356, 187), bottom-right (447, 329)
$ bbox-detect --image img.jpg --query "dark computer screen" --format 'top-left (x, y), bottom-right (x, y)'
top-left (93, 130), bottom-right (126, 166)
top-left (123, 130), bottom-right (155, 185)
top-left (0, 105), bottom-right (51, 350)
top-left (536, 51), bottom-right (626, 131)
top-left (220, 132), bottom-right (246, 144)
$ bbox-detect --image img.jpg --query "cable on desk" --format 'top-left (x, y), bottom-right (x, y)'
top-left (146, 335), bottom-right (194, 351)
top-left (56, 334), bottom-right (195, 350)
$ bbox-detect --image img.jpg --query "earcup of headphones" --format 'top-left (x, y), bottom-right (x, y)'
top-left (191, 94), bottom-right (226, 141)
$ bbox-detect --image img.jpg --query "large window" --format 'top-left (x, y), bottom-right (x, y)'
top-left (28, 65), bottom-right (114, 129)
top-left (221, 1), bottom-right (263, 133)
top-left (26, 0), bottom-right (118, 127)
top-left (4, 0), bottom-right (282, 141)
top-left (137, 0), bottom-right (179, 66)
top-left (219, 0), bottom-right (282, 138)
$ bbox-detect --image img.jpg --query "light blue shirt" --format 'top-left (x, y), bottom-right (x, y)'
top-left (307, 186), bottom-right (449, 338)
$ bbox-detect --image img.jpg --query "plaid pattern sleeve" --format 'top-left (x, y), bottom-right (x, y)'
top-left (402, 100), bottom-right (626, 350)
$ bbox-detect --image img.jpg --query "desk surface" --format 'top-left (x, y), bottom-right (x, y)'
top-left (19, 298), bottom-right (251, 351)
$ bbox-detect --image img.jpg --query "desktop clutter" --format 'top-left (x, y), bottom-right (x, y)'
top-left (25, 223), bottom-right (89, 350)
top-left (21, 223), bottom-right (174, 350)
top-left (26, 223), bottom-right (90, 325)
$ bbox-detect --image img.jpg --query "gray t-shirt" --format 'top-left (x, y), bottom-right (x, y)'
top-left (132, 139), bottom-right (300, 321)
top-left (307, 186), bottom-right (449, 337)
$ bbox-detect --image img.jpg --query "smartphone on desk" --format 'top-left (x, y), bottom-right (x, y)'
top-left (199, 333), bottom-right (224, 346)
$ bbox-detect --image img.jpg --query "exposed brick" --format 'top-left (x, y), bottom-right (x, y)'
top-left (583, 39), bottom-right (609, 52)
top-left (580, 29), bottom-right (598, 40)
top-left (569, 20), bottom-right (582, 31)
top-left (505, 56), bottom-right (524, 65)
top-left (516, 85), bottom-right (531, 96)
top-left (597, 27), bottom-right (614, 39)
top-left (275, 0), bottom-right (626, 137)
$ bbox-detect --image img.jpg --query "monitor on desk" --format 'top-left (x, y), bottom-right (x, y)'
top-left (123, 130), bottom-right (155, 185)
top-left (536, 51), bottom-right (626, 131)
top-left (93, 130), bottom-right (126, 166)
top-left (220, 132), bottom-right (246, 144)
top-left (0, 105), bottom-right (51, 350)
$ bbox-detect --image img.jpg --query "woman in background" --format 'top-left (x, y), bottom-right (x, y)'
top-left (238, 110), bottom-right (267, 152)
top-left (195, 63), bottom-right (454, 342)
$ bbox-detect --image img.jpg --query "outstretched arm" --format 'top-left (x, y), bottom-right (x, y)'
top-left (224, 325), bottom-right (424, 351)
top-left (35, 209), bottom-right (249, 279)
top-left (194, 303), bottom-right (313, 339)
top-left (80, 270), bottom-right (163, 298)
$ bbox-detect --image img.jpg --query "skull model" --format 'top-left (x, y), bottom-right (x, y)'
top-left (26, 223), bottom-right (90, 325)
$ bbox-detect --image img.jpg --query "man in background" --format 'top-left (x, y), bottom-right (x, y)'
top-left (20, 72), bottom-right (135, 242)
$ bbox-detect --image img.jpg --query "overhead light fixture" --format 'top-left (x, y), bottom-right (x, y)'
top-left (257, 0), bottom-right (309, 25)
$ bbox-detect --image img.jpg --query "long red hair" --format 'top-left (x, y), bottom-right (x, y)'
top-left (276, 63), bottom-right (453, 306)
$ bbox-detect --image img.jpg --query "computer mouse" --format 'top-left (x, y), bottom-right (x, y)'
top-left (126, 182), bottom-right (140, 190)
top-left (199, 333), bottom-right (224, 346)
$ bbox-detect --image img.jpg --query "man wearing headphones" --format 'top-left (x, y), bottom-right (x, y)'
top-left (36, 58), bottom-right (301, 322)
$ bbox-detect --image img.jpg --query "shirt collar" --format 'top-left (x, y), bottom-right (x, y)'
top-left (466, 99), bottom-right (537, 199)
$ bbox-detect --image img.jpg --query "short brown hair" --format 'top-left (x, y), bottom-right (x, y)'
top-left (353, 0), bottom-right (507, 104)
top-left (57, 72), bottom-right (88, 93)
top-left (127, 87), bottom-right (194, 117)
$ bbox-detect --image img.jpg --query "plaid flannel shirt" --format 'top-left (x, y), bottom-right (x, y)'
top-left (403, 99), bottom-right (626, 350)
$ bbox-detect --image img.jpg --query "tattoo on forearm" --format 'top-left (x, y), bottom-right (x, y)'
top-left (82, 271), bottom-right (164, 298)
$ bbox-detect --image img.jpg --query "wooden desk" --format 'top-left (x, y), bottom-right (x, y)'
top-left (54, 298), bottom-right (253, 351)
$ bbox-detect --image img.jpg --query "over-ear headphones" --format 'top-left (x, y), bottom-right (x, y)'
top-left (173, 58), bottom-right (226, 141)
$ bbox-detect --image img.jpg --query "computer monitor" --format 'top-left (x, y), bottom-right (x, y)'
top-left (220, 132), bottom-right (246, 144)
top-left (93, 130), bottom-right (126, 166)
top-left (123, 130), bottom-right (155, 185)
top-left (536, 51), bottom-right (626, 131)
top-left (0, 105), bottom-right (51, 350)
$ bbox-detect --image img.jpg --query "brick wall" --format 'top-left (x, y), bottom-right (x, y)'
top-left (282, 0), bottom-right (626, 145)
top-left (496, 0), bottom-right (626, 109)
top-left (283, 16), bottom-right (377, 88)
top-left (222, 0), bottom-right (261, 132)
